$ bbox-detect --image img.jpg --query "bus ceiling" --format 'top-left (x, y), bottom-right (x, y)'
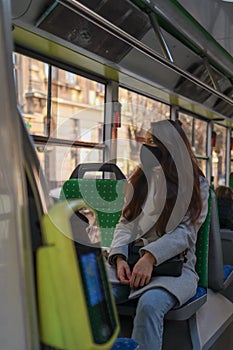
top-left (11, 0), bottom-right (233, 120)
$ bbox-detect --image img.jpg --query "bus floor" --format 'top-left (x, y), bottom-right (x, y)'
top-left (118, 313), bottom-right (233, 350)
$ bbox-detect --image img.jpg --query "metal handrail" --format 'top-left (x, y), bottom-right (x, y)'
top-left (58, 0), bottom-right (233, 107)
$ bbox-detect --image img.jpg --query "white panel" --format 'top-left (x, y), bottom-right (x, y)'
top-left (0, 1), bottom-right (38, 349)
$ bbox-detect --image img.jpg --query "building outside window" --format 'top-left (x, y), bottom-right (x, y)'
top-left (117, 87), bottom-right (170, 177)
top-left (14, 53), bottom-right (105, 190)
top-left (178, 112), bottom-right (208, 177)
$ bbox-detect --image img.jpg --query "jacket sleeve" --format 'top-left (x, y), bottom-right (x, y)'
top-left (107, 217), bottom-right (134, 265)
top-left (140, 176), bottom-right (209, 266)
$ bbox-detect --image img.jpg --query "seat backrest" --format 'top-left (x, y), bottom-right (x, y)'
top-left (195, 188), bottom-right (212, 288)
top-left (70, 162), bottom-right (126, 180)
top-left (61, 162), bottom-right (126, 247)
top-left (229, 172), bottom-right (233, 190)
top-left (220, 228), bottom-right (233, 265)
top-left (60, 178), bottom-right (126, 247)
top-left (208, 188), bottom-right (225, 291)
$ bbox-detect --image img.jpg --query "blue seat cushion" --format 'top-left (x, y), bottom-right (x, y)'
top-left (180, 286), bottom-right (207, 307)
top-left (111, 338), bottom-right (139, 349)
top-left (224, 265), bottom-right (233, 281)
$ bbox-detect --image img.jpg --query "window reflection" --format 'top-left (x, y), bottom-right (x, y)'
top-left (178, 112), bottom-right (207, 176)
top-left (13, 53), bottom-right (106, 191)
top-left (212, 124), bottom-right (226, 187)
top-left (35, 144), bottom-right (103, 192)
top-left (13, 53), bottom-right (105, 143)
top-left (118, 87), bottom-right (170, 177)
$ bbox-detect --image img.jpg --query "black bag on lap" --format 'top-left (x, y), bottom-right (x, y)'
top-left (127, 241), bottom-right (187, 277)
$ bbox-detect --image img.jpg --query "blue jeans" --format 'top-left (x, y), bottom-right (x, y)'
top-left (112, 285), bottom-right (177, 350)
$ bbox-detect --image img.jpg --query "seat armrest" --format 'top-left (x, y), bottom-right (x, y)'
top-left (220, 229), bottom-right (233, 241)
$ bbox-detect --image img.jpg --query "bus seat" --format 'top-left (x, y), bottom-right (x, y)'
top-left (60, 163), bottom-right (126, 248)
top-left (220, 229), bottom-right (233, 265)
top-left (70, 162), bottom-right (126, 180)
top-left (229, 172), bottom-right (233, 190)
top-left (164, 187), bottom-right (212, 320)
top-left (208, 188), bottom-right (233, 295)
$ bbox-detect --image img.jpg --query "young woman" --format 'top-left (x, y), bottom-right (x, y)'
top-left (108, 119), bottom-right (209, 350)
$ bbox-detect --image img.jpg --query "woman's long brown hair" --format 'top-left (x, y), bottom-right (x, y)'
top-left (123, 120), bottom-right (204, 236)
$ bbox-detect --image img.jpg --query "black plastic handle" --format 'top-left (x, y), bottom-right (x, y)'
top-left (70, 162), bottom-right (126, 180)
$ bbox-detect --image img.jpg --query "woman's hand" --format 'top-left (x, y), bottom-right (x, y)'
top-left (130, 252), bottom-right (156, 289)
top-left (116, 257), bottom-right (132, 284)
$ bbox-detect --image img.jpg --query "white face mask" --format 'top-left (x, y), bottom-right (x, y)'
top-left (140, 144), bottom-right (163, 169)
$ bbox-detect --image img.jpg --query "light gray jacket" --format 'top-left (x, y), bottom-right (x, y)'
top-left (108, 175), bottom-right (209, 306)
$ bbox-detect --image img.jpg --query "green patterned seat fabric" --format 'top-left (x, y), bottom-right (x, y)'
top-left (60, 179), bottom-right (126, 247)
top-left (195, 189), bottom-right (212, 288)
top-left (229, 172), bottom-right (233, 190)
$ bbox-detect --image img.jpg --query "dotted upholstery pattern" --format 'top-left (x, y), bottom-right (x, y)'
top-left (195, 189), bottom-right (212, 288)
top-left (111, 338), bottom-right (139, 350)
top-left (60, 178), bottom-right (125, 247)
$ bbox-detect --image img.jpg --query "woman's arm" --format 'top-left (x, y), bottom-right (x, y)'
top-left (141, 176), bottom-right (209, 265)
top-left (108, 217), bottom-right (140, 264)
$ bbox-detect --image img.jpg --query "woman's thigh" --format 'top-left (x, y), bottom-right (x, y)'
top-left (111, 284), bottom-right (131, 304)
top-left (136, 288), bottom-right (177, 315)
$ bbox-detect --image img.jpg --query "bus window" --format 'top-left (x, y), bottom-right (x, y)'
top-left (13, 53), bottom-right (48, 136)
top-left (14, 53), bottom-right (106, 192)
top-left (178, 112), bottom-right (208, 176)
top-left (117, 87), bottom-right (170, 177)
top-left (212, 124), bottom-right (227, 187)
top-left (49, 67), bottom-right (105, 143)
top-left (35, 144), bottom-right (103, 195)
top-left (14, 53), bottom-right (105, 142)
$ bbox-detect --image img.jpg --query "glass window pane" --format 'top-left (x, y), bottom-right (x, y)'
top-left (14, 53), bottom-right (106, 143)
top-left (14, 53), bottom-right (48, 136)
top-left (35, 144), bottom-right (103, 193)
top-left (178, 112), bottom-right (207, 176)
top-left (197, 159), bottom-right (207, 177)
top-left (194, 119), bottom-right (207, 156)
top-left (179, 113), bottom-right (207, 156)
top-left (178, 113), bottom-right (193, 146)
top-left (117, 87), bottom-right (170, 177)
top-left (14, 52), bottom-right (106, 193)
top-left (50, 67), bottom-right (105, 143)
top-left (212, 124), bottom-right (227, 187)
